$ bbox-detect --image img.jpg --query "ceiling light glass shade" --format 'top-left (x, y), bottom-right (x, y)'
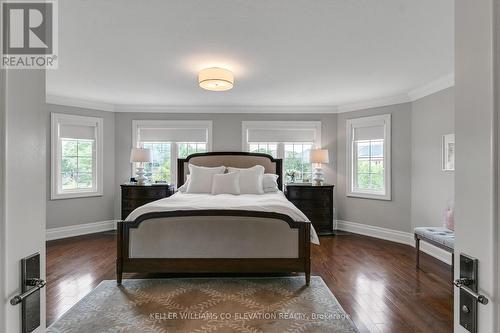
top-left (198, 67), bottom-right (234, 91)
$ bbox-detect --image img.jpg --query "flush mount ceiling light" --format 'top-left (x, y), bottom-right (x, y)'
top-left (198, 67), bottom-right (234, 91)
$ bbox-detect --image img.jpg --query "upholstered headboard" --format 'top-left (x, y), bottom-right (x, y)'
top-left (177, 152), bottom-right (283, 190)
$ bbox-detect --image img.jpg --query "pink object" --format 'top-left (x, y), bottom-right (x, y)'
top-left (443, 201), bottom-right (455, 231)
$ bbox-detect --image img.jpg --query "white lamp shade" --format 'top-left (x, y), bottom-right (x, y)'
top-left (198, 67), bottom-right (234, 91)
top-left (310, 149), bottom-right (329, 164)
top-left (130, 148), bottom-right (152, 163)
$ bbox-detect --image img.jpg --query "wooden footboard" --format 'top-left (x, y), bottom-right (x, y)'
top-left (116, 210), bottom-right (311, 285)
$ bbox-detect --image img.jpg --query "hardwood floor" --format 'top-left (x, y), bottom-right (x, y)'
top-left (46, 232), bottom-right (453, 332)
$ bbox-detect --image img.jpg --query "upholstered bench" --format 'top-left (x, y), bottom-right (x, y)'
top-left (414, 227), bottom-right (455, 279)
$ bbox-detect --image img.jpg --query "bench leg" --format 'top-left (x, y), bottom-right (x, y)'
top-left (415, 238), bottom-right (420, 269)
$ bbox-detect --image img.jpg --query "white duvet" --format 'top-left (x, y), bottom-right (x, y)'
top-left (125, 191), bottom-right (320, 244)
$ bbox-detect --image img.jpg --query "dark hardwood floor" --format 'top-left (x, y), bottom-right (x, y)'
top-left (46, 232), bottom-right (453, 332)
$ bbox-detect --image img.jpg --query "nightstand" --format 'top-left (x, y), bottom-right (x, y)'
top-left (120, 184), bottom-right (174, 220)
top-left (285, 183), bottom-right (335, 235)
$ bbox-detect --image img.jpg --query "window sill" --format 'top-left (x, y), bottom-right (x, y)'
top-left (347, 192), bottom-right (391, 201)
top-left (51, 191), bottom-right (103, 200)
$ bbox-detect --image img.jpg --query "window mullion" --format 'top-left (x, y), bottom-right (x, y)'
top-left (368, 140), bottom-right (372, 188)
top-left (58, 138), bottom-right (63, 193)
top-left (353, 141), bottom-right (357, 189)
top-left (172, 143), bottom-right (178, 185)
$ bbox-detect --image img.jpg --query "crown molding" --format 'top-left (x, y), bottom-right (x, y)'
top-left (407, 73), bottom-right (455, 101)
top-left (46, 73), bottom-right (454, 114)
top-left (335, 73), bottom-right (454, 112)
top-left (113, 104), bottom-right (338, 114)
top-left (46, 94), bottom-right (115, 112)
top-left (336, 93), bottom-right (411, 113)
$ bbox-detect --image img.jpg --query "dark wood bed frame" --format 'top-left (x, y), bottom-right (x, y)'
top-left (117, 152), bottom-right (311, 285)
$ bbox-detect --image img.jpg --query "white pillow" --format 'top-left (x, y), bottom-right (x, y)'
top-left (211, 172), bottom-right (240, 195)
top-left (263, 173), bottom-right (279, 192)
top-left (186, 164), bottom-right (225, 193)
top-left (227, 165), bottom-right (265, 194)
top-left (177, 175), bottom-right (190, 193)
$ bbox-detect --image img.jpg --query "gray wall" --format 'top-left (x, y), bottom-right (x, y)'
top-left (47, 91), bottom-right (454, 236)
top-left (114, 112), bottom-right (337, 219)
top-left (411, 87), bottom-right (454, 229)
top-left (336, 103), bottom-right (412, 232)
top-left (46, 104), bottom-right (116, 229)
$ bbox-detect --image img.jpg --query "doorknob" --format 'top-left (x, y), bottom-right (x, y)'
top-left (453, 254), bottom-right (489, 333)
top-left (10, 278), bottom-right (46, 305)
top-left (10, 253), bottom-right (43, 333)
top-left (453, 278), bottom-right (489, 305)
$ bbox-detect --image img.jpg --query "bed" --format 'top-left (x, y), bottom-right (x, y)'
top-left (116, 152), bottom-right (318, 285)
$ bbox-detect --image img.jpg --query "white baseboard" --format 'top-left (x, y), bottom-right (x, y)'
top-left (46, 218), bottom-right (452, 265)
top-left (336, 220), bottom-right (452, 265)
top-left (46, 220), bottom-right (118, 241)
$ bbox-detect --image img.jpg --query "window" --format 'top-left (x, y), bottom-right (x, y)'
top-left (346, 114), bottom-right (391, 200)
top-left (142, 142), bottom-right (172, 182)
top-left (133, 120), bottom-right (212, 185)
top-left (243, 121), bottom-right (321, 183)
top-left (51, 113), bottom-right (103, 199)
top-left (284, 143), bottom-right (313, 182)
top-left (248, 143), bottom-right (278, 157)
top-left (178, 142), bottom-right (207, 158)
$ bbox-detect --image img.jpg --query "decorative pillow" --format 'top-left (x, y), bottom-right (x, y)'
top-left (177, 175), bottom-right (190, 193)
top-left (211, 172), bottom-right (240, 195)
top-left (263, 173), bottom-right (279, 192)
top-left (443, 200), bottom-right (455, 231)
top-left (227, 165), bottom-right (265, 194)
top-left (186, 165), bottom-right (225, 194)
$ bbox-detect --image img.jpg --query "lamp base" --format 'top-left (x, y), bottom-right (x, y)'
top-left (135, 167), bottom-right (147, 185)
top-left (312, 167), bottom-right (324, 186)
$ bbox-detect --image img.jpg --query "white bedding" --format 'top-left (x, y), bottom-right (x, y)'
top-left (126, 191), bottom-right (320, 244)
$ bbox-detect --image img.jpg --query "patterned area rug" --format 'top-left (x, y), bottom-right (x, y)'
top-left (48, 277), bottom-right (358, 333)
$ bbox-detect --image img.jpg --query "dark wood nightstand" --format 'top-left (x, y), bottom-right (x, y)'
top-left (120, 184), bottom-right (174, 220)
top-left (285, 183), bottom-right (335, 235)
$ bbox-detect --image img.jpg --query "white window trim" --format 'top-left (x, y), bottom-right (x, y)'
top-left (132, 120), bottom-right (213, 184)
top-left (346, 114), bottom-right (391, 201)
top-left (241, 121), bottom-right (322, 155)
top-left (51, 113), bottom-right (104, 200)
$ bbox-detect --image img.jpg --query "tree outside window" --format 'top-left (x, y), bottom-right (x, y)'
top-left (61, 139), bottom-right (94, 190)
top-left (178, 142), bottom-right (207, 158)
top-left (248, 143), bottom-right (278, 157)
top-left (140, 142), bottom-right (207, 183)
top-left (248, 142), bottom-right (313, 183)
top-left (284, 143), bottom-right (312, 183)
top-left (354, 140), bottom-right (384, 191)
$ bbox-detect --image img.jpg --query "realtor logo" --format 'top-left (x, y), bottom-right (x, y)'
top-left (1, 0), bottom-right (58, 68)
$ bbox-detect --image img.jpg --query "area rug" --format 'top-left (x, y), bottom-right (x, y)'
top-left (48, 276), bottom-right (358, 333)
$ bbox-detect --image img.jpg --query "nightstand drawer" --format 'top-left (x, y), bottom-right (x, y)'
top-left (287, 187), bottom-right (331, 200)
top-left (289, 199), bottom-right (332, 209)
top-left (300, 209), bottom-right (331, 220)
top-left (121, 198), bottom-right (158, 210)
top-left (121, 186), bottom-right (167, 199)
top-left (120, 184), bottom-right (174, 220)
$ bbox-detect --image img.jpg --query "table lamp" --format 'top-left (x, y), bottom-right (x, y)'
top-left (130, 148), bottom-right (152, 185)
top-left (310, 149), bottom-right (329, 186)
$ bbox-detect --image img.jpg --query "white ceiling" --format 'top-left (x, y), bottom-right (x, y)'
top-left (47, 0), bottom-right (454, 110)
